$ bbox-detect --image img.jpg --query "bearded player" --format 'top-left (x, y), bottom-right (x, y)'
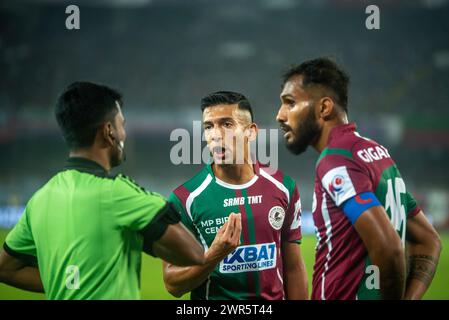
top-left (277, 58), bottom-right (441, 300)
top-left (163, 91), bottom-right (308, 300)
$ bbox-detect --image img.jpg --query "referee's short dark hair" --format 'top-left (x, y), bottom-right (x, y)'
top-left (55, 81), bottom-right (123, 149)
top-left (201, 91), bottom-right (254, 122)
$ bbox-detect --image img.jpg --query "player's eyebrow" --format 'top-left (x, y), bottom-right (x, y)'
top-left (280, 94), bottom-right (295, 103)
top-left (218, 117), bottom-right (235, 123)
top-left (280, 93), bottom-right (294, 100)
top-left (203, 117), bottom-right (235, 125)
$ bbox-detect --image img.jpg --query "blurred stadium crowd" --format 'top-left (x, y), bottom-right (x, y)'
top-left (1, 0), bottom-right (448, 231)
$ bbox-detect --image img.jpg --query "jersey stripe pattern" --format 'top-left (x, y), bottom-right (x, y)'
top-left (312, 123), bottom-right (421, 300)
top-left (169, 161), bottom-right (302, 300)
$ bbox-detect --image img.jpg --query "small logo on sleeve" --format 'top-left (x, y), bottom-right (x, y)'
top-left (329, 175), bottom-right (345, 194)
top-left (322, 166), bottom-right (356, 206)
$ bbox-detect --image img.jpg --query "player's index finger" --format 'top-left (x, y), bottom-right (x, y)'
top-left (223, 213), bottom-right (236, 238)
top-left (217, 219), bottom-right (229, 235)
top-left (217, 222), bottom-right (226, 235)
top-left (228, 213), bottom-right (241, 239)
top-left (235, 213), bottom-right (242, 230)
top-left (232, 213), bottom-right (242, 240)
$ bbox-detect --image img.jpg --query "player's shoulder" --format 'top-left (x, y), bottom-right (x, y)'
top-left (350, 134), bottom-right (394, 166)
top-left (316, 130), bottom-right (379, 174)
top-left (258, 162), bottom-right (296, 193)
top-left (171, 165), bottom-right (211, 203)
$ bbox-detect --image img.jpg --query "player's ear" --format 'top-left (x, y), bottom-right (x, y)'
top-left (319, 97), bottom-right (334, 120)
top-left (102, 122), bottom-right (115, 147)
top-left (246, 123), bottom-right (258, 142)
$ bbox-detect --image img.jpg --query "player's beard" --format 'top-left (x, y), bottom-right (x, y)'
top-left (285, 105), bottom-right (320, 155)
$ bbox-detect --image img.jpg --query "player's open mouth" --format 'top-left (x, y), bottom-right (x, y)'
top-left (212, 146), bottom-right (228, 158)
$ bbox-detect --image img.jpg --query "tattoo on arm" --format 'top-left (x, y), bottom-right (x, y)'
top-left (407, 254), bottom-right (437, 287)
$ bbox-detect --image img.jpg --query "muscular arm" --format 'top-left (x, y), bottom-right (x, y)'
top-left (162, 213), bottom-right (241, 298)
top-left (282, 242), bottom-right (308, 300)
top-left (0, 248), bottom-right (44, 293)
top-left (354, 205), bottom-right (406, 299)
top-left (404, 211), bottom-right (441, 300)
top-left (151, 222), bottom-right (205, 267)
top-left (162, 250), bottom-right (224, 298)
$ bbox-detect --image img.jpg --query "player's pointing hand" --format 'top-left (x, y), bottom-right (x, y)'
top-left (207, 213), bottom-right (242, 264)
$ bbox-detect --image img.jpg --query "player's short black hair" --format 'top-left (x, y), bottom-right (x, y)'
top-left (55, 81), bottom-right (123, 149)
top-left (282, 57), bottom-right (350, 113)
top-left (201, 91), bottom-right (254, 122)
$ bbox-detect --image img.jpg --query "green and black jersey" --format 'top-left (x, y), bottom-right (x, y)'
top-left (3, 157), bottom-right (178, 300)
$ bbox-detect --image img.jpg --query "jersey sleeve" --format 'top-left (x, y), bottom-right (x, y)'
top-left (318, 154), bottom-right (382, 225)
top-left (4, 205), bottom-right (38, 265)
top-left (112, 175), bottom-right (168, 230)
top-left (406, 190), bottom-right (421, 218)
top-left (168, 192), bottom-right (198, 236)
top-left (111, 176), bottom-right (182, 256)
top-left (282, 182), bottom-right (302, 244)
top-left (318, 155), bottom-right (374, 207)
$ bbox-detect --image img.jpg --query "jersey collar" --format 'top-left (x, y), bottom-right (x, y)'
top-left (327, 122), bottom-right (357, 146)
top-left (206, 160), bottom-right (260, 190)
top-left (64, 157), bottom-right (114, 178)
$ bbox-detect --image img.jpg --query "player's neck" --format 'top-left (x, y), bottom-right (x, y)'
top-left (313, 115), bottom-right (348, 153)
top-left (212, 162), bottom-right (255, 185)
top-left (69, 148), bottom-right (111, 172)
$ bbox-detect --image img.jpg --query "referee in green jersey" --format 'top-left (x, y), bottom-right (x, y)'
top-left (0, 82), bottom-right (204, 299)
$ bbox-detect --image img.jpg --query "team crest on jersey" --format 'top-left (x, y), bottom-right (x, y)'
top-left (268, 206), bottom-right (285, 230)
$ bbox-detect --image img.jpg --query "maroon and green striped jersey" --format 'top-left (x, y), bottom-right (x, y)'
top-left (312, 123), bottom-right (421, 300)
top-left (169, 162), bottom-right (302, 300)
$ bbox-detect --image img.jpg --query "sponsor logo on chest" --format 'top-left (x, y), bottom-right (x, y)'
top-left (219, 242), bottom-right (277, 273)
top-left (223, 195), bottom-right (262, 207)
top-left (200, 217), bottom-right (228, 234)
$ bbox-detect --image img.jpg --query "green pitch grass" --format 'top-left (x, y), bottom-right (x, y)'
top-left (0, 229), bottom-right (447, 300)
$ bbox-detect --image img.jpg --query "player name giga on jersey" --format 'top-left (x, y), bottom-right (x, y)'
top-left (170, 162), bottom-right (302, 300)
top-left (312, 123), bottom-right (421, 300)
